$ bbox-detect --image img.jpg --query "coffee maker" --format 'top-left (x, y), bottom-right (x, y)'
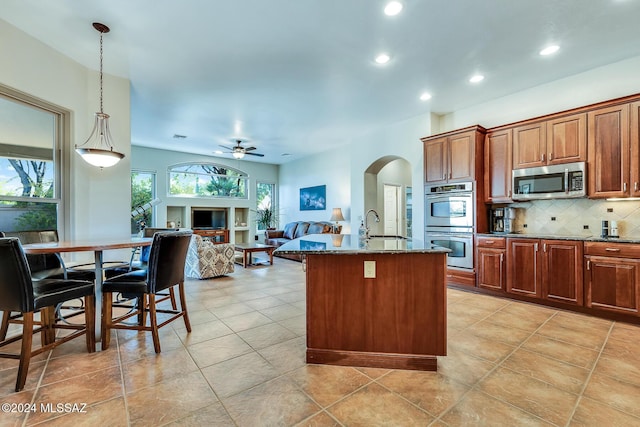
top-left (490, 207), bottom-right (518, 233)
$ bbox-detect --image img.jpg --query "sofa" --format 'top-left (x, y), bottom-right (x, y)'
top-left (265, 221), bottom-right (340, 261)
top-left (184, 234), bottom-right (235, 279)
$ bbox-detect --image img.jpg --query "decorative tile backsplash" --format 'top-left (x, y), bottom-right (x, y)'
top-left (505, 198), bottom-right (640, 238)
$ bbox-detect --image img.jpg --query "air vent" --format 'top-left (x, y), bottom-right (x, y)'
top-left (173, 134), bottom-right (187, 139)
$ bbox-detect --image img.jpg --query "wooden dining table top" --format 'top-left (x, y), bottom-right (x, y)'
top-left (21, 237), bottom-right (152, 254)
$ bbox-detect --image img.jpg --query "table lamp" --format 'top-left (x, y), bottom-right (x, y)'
top-left (329, 208), bottom-right (345, 233)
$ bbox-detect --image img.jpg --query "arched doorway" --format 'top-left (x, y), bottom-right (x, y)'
top-left (364, 156), bottom-right (412, 237)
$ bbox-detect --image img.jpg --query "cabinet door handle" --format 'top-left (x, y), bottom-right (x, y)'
top-left (549, 153), bottom-right (553, 161)
top-left (635, 182), bottom-right (639, 192)
top-left (587, 260), bottom-right (591, 270)
top-left (534, 243), bottom-right (538, 252)
top-left (605, 248), bottom-right (621, 252)
top-left (302, 256), bottom-right (307, 272)
top-left (485, 240), bottom-right (494, 244)
top-left (624, 182), bottom-right (628, 192)
top-left (541, 153), bottom-right (545, 162)
top-left (442, 174), bottom-right (446, 180)
top-left (449, 172), bottom-right (452, 179)
top-left (500, 253), bottom-right (504, 262)
top-left (543, 243), bottom-right (547, 252)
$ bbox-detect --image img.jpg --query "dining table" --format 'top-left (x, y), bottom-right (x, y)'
top-left (22, 237), bottom-right (153, 342)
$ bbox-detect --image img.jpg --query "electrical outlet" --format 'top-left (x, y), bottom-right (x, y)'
top-left (364, 261), bottom-right (376, 278)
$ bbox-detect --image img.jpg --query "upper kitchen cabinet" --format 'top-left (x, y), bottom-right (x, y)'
top-left (631, 101), bottom-right (640, 197)
top-left (484, 129), bottom-right (513, 203)
top-left (512, 113), bottom-right (586, 169)
top-left (587, 104), bottom-right (630, 198)
top-left (422, 126), bottom-right (486, 184)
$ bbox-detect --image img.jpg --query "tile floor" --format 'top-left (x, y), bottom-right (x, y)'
top-left (1, 257), bottom-right (640, 426)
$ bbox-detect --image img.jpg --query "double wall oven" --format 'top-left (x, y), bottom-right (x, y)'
top-left (425, 182), bottom-right (474, 270)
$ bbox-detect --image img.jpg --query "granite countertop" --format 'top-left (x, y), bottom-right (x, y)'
top-left (274, 234), bottom-right (451, 255)
top-left (477, 233), bottom-right (640, 244)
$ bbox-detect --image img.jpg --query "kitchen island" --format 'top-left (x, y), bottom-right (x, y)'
top-left (275, 234), bottom-right (450, 371)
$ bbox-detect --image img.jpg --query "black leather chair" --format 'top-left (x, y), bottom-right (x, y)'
top-left (0, 230), bottom-right (95, 340)
top-left (101, 230), bottom-right (192, 353)
top-left (0, 237), bottom-right (95, 392)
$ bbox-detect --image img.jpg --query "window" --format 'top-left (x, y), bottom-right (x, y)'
top-left (168, 163), bottom-right (248, 198)
top-left (256, 182), bottom-right (275, 231)
top-left (131, 170), bottom-right (156, 233)
top-left (0, 91), bottom-right (62, 232)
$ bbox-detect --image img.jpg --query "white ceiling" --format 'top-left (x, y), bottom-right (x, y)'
top-left (3, 0), bottom-right (640, 164)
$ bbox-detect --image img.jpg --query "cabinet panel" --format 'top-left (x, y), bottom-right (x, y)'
top-left (542, 240), bottom-right (583, 305)
top-left (484, 129), bottom-right (512, 203)
top-left (546, 113), bottom-right (586, 165)
top-left (507, 239), bottom-right (541, 297)
top-left (513, 123), bottom-right (546, 169)
top-left (424, 138), bottom-right (447, 183)
top-left (477, 247), bottom-right (505, 291)
top-left (448, 133), bottom-right (474, 181)
top-left (586, 256), bottom-right (640, 315)
top-left (587, 104), bottom-right (630, 198)
top-left (631, 101), bottom-right (640, 197)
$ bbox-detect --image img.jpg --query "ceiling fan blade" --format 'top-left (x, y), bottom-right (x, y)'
top-left (245, 152), bottom-right (264, 157)
top-left (244, 146), bottom-right (257, 151)
top-left (219, 145), bottom-right (234, 150)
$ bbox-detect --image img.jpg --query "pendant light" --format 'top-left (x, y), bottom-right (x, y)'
top-left (75, 22), bottom-right (125, 168)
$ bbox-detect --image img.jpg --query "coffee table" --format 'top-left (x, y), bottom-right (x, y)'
top-left (235, 242), bottom-right (276, 267)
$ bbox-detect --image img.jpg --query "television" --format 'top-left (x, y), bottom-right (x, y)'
top-left (192, 209), bottom-right (226, 229)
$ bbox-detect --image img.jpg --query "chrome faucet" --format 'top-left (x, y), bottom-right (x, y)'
top-left (365, 209), bottom-right (380, 238)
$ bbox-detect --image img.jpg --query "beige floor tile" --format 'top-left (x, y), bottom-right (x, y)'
top-left (0, 389), bottom-right (36, 425)
top-left (237, 322), bottom-right (297, 350)
top-left (378, 370), bottom-right (470, 416)
top-left (440, 389), bottom-right (554, 427)
top-left (201, 352), bottom-right (279, 398)
top-left (210, 302), bottom-right (256, 319)
top-left (583, 372), bottom-right (640, 418)
top-left (126, 371), bottom-right (218, 427)
top-left (536, 321), bottom-right (609, 351)
top-left (27, 397), bottom-right (128, 427)
top-left (570, 396), bottom-right (640, 427)
top-left (448, 331), bottom-right (516, 363)
top-left (222, 376), bottom-right (321, 427)
top-left (0, 361), bottom-right (47, 396)
top-left (601, 335), bottom-right (640, 360)
top-left (478, 367), bottom-right (579, 425)
top-left (501, 348), bottom-right (590, 394)
top-left (162, 402), bottom-right (235, 427)
top-left (482, 310), bottom-right (550, 333)
top-left (244, 296), bottom-right (289, 310)
top-left (522, 334), bottom-right (600, 370)
top-left (455, 293), bottom-right (511, 311)
top-left (258, 336), bottom-right (307, 374)
top-left (327, 382), bottom-right (434, 426)
top-left (41, 347), bottom-right (120, 386)
top-left (187, 333), bottom-right (253, 368)
top-left (175, 319), bottom-right (234, 346)
top-left (220, 311), bottom-right (274, 332)
top-left (259, 303), bottom-right (305, 322)
top-left (464, 320), bottom-right (533, 346)
top-left (354, 367), bottom-right (391, 380)
top-left (295, 410), bottom-right (340, 426)
top-left (593, 354), bottom-right (640, 387)
top-left (123, 347), bottom-right (199, 393)
top-left (288, 364), bottom-right (371, 407)
top-left (437, 349), bottom-right (496, 386)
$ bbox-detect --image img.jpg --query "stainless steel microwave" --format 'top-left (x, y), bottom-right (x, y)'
top-left (512, 161), bottom-right (586, 200)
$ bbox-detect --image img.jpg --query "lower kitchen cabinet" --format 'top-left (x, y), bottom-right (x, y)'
top-left (506, 238), bottom-right (583, 304)
top-left (585, 242), bottom-right (640, 315)
top-left (476, 236), bottom-right (506, 291)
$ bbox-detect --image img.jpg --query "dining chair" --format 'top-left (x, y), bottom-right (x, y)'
top-left (0, 237), bottom-right (96, 392)
top-left (101, 230), bottom-right (192, 353)
top-left (0, 230), bottom-right (96, 341)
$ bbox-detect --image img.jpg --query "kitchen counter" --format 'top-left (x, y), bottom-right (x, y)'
top-left (278, 233), bottom-right (448, 371)
top-left (274, 233), bottom-right (451, 255)
top-left (477, 233), bottom-right (640, 244)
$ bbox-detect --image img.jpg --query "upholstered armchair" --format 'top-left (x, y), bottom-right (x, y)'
top-left (184, 234), bottom-right (235, 279)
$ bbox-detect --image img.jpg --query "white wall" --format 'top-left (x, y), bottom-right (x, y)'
top-left (0, 19), bottom-right (131, 261)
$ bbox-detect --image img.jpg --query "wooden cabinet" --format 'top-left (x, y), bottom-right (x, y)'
top-left (476, 236), bottom-right (506, 291)
top-left (422, 126), bottom-right (486, 184)
top-left (507, 238), bottom-right (542, 297)
top-left (630, 101), bottom-right (640, 197)
top-left (546, 113), bottom-right (587, 165)
top-left (587, 104), bottom-right (630, 198)
top-left (484, 129), bottom-right (512, 202)
top-left (585, 242), bottom-right (640, 315)
top-left (542, 240), bottom-right (583, 305)
top-left (193, 228), bottom-right (229, 244)
top-left (513, 122), bottom-right (546, 169)
top-left (513, 113), bottom-right (586, 170)
top-left (506, 238), bottom-right (583, 304)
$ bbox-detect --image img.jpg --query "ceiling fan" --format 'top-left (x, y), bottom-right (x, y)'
top-left (219, 140), bottom-right (264, 159)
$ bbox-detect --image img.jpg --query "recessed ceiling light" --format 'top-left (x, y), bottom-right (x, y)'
top-left (375, 53), bottom-right (391, 64)
top-left (384, 1), bottom-right (403, 16)
top-left (469, 74), bottom-right (485, 83)
top-left (419, 92), bottom-right (432, 101)
top-left (539, 45), bottom-right (560, 56)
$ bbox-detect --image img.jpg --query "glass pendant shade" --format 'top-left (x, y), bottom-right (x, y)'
top-left (76, 112), bottom-right (124, 167)
top-left (232, 151), bottom-right (245, 159)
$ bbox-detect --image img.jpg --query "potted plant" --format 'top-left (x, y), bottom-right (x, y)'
top-left (255, 203), bottom-right (277, 231)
